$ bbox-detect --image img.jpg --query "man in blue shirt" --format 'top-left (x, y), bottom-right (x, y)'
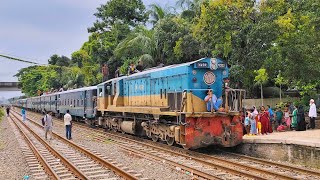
top-left (204, 89), bottom-right (222, 112)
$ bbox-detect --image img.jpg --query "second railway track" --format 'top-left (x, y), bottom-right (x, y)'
top-left (10, 111), bottom-right (141, 180)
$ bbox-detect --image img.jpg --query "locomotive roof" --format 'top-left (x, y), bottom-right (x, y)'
top-left (98, 57), bottom-right (215, 85)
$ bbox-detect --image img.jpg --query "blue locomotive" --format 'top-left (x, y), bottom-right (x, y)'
top-left (97, 57), bottom-right (244, 149)
top-left (10, 57), bottom-right (244, 149)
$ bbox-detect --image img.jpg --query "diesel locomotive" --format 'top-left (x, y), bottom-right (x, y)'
top-left (10, 57), bottom-right (245, 149)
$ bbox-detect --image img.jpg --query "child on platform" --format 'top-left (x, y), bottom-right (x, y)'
top-left (244, 112), bottom-right (250, 135)
top-left (284, 107), bottom-right (291, 130)
top-left (250, 113), bottom-right (257, 135)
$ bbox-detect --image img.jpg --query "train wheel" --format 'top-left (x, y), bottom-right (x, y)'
top-left (151, 133), bottom-right (158, 142)
top-left (166, 136), bottom-right (174, 146)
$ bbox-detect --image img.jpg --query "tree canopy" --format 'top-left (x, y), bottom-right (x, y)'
top-left (15, 0), bottom-right (320, 99)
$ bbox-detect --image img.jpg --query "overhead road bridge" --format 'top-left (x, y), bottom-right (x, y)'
top-left (0, 82), bottom-right (20, 91)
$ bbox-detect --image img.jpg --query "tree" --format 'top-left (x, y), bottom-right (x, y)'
top-left (48, 54), bottom-right (70, 67)
top-left (88, 0), bottom-right (148, 33)
top-left (15, 66), bottom-right (59, 96)
top-left (149, 4), bottom-right (169, 25)
top-left (71, 50), bottom-right (90, 68)
top-left (274, 71), bottom-right (288, 102)
top-left (254, 68), bottom-right (269, 106)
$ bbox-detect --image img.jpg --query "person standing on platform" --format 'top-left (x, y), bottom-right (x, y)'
top-left (267, 105), bottom-right (274, 131)
top-left (244, 112), bottom-right (250, 135)
top-left (275, 107), bottom-right (283, 129)
top-left (297, 105), bottom-right (306, 131)
top-left (308, 99), bottom-right (317, 129)
top-left (250, 111), bottom-right (257, 135)
top-left (259, 106), bottom-right (270, 135)
top-left (21, 107), bottom-right (26, 122)
top-left (291, 105), bottom-right (298, 130)
top-left (64, 110), bottom-right (72, 140)
top-left (44, 111), bottom-right (53, 140)
top-left (284, 107), bottom-right (291, 129)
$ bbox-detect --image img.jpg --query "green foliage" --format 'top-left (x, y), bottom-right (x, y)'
top-left (254, 68), bottom-right (269, 85)
top-left (15, 66), bottom-right (59, 96)
top-left (48, 54), bottom-right (71, 66)
top-left (0, 108), bottom-right (4, 119)
top-left (88, 0), bottom-right (148, 33)
top-left (14, 0), bottom-right (320, 101)
top-left (274, 73), bottom-right (288, 86)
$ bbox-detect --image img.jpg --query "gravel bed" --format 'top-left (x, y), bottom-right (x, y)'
top-left (75, 138), bottom-right (191, 180)
top-left (24, 111), bottom-right (192, 179)
top-left (0, 115), bottom-right (30, 179)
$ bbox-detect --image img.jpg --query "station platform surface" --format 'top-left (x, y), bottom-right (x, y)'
top-left (243, 129), bottom-right (320, 148)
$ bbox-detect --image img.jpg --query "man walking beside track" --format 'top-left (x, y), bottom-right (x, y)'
top-left (64, 110), bottom-right (72, 140)
top-left (44, 111), bottom-right (53, 140)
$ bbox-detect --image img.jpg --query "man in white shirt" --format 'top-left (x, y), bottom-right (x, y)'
top-left (64, 110), bottom-right (72, 139)
top-left (308, 99), bottom-right (317, 129)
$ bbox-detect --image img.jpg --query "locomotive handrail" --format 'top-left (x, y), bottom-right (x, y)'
top-left (225, 88), bottom-right (246, 112)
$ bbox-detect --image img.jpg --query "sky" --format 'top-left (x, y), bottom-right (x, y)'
top-left (0, 0), bottom-right (174, 99)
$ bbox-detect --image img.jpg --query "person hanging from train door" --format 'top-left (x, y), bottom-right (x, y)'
top-left (64, 110), bottom-right (72, 140)
top-left (204, 89), bottom-right (222, 112)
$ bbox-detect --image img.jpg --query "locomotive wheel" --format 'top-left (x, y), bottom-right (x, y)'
top-left (151, 133), bottom-right (159, 142)
top-left (166, 136), bottom-right (175, 146)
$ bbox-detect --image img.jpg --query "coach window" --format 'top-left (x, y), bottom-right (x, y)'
top-left (81, 99), bottom-right (84, 106)
top-left (74, 100), bottom-right (76, 107)
top-left (77, 99), bottom-right (79, 107)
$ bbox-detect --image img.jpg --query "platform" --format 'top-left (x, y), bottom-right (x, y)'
top-left (243, 129), bottom-right (320, 148)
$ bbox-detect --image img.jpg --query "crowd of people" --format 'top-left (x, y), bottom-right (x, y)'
top-left (242, 99), bottom-right (318, 136)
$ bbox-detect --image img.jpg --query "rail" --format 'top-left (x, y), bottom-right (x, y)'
top-left (9, 114), bottom-right (88, 179)
top-left (11, 110), bottom-right (138, 180)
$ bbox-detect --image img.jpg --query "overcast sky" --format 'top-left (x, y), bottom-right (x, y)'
top-left (0, 0), bottom-right (174, 98)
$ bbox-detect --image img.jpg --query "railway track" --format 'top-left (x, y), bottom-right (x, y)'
top-left (20, 109), bottom-right (320, 179)
top-left (10, 111), bottom-right (140, 180)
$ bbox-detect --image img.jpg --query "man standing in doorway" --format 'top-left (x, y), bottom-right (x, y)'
top-left (308, 99), bottom-right (317, 129)
top-left (64, 110), bottom-right (72, 140)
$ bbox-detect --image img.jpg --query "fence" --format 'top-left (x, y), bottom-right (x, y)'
top-left (242, 97), bottom-right (300, 109)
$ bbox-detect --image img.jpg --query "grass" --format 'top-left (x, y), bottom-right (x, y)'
top-left (0, 108), bottom-right (4, 122)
